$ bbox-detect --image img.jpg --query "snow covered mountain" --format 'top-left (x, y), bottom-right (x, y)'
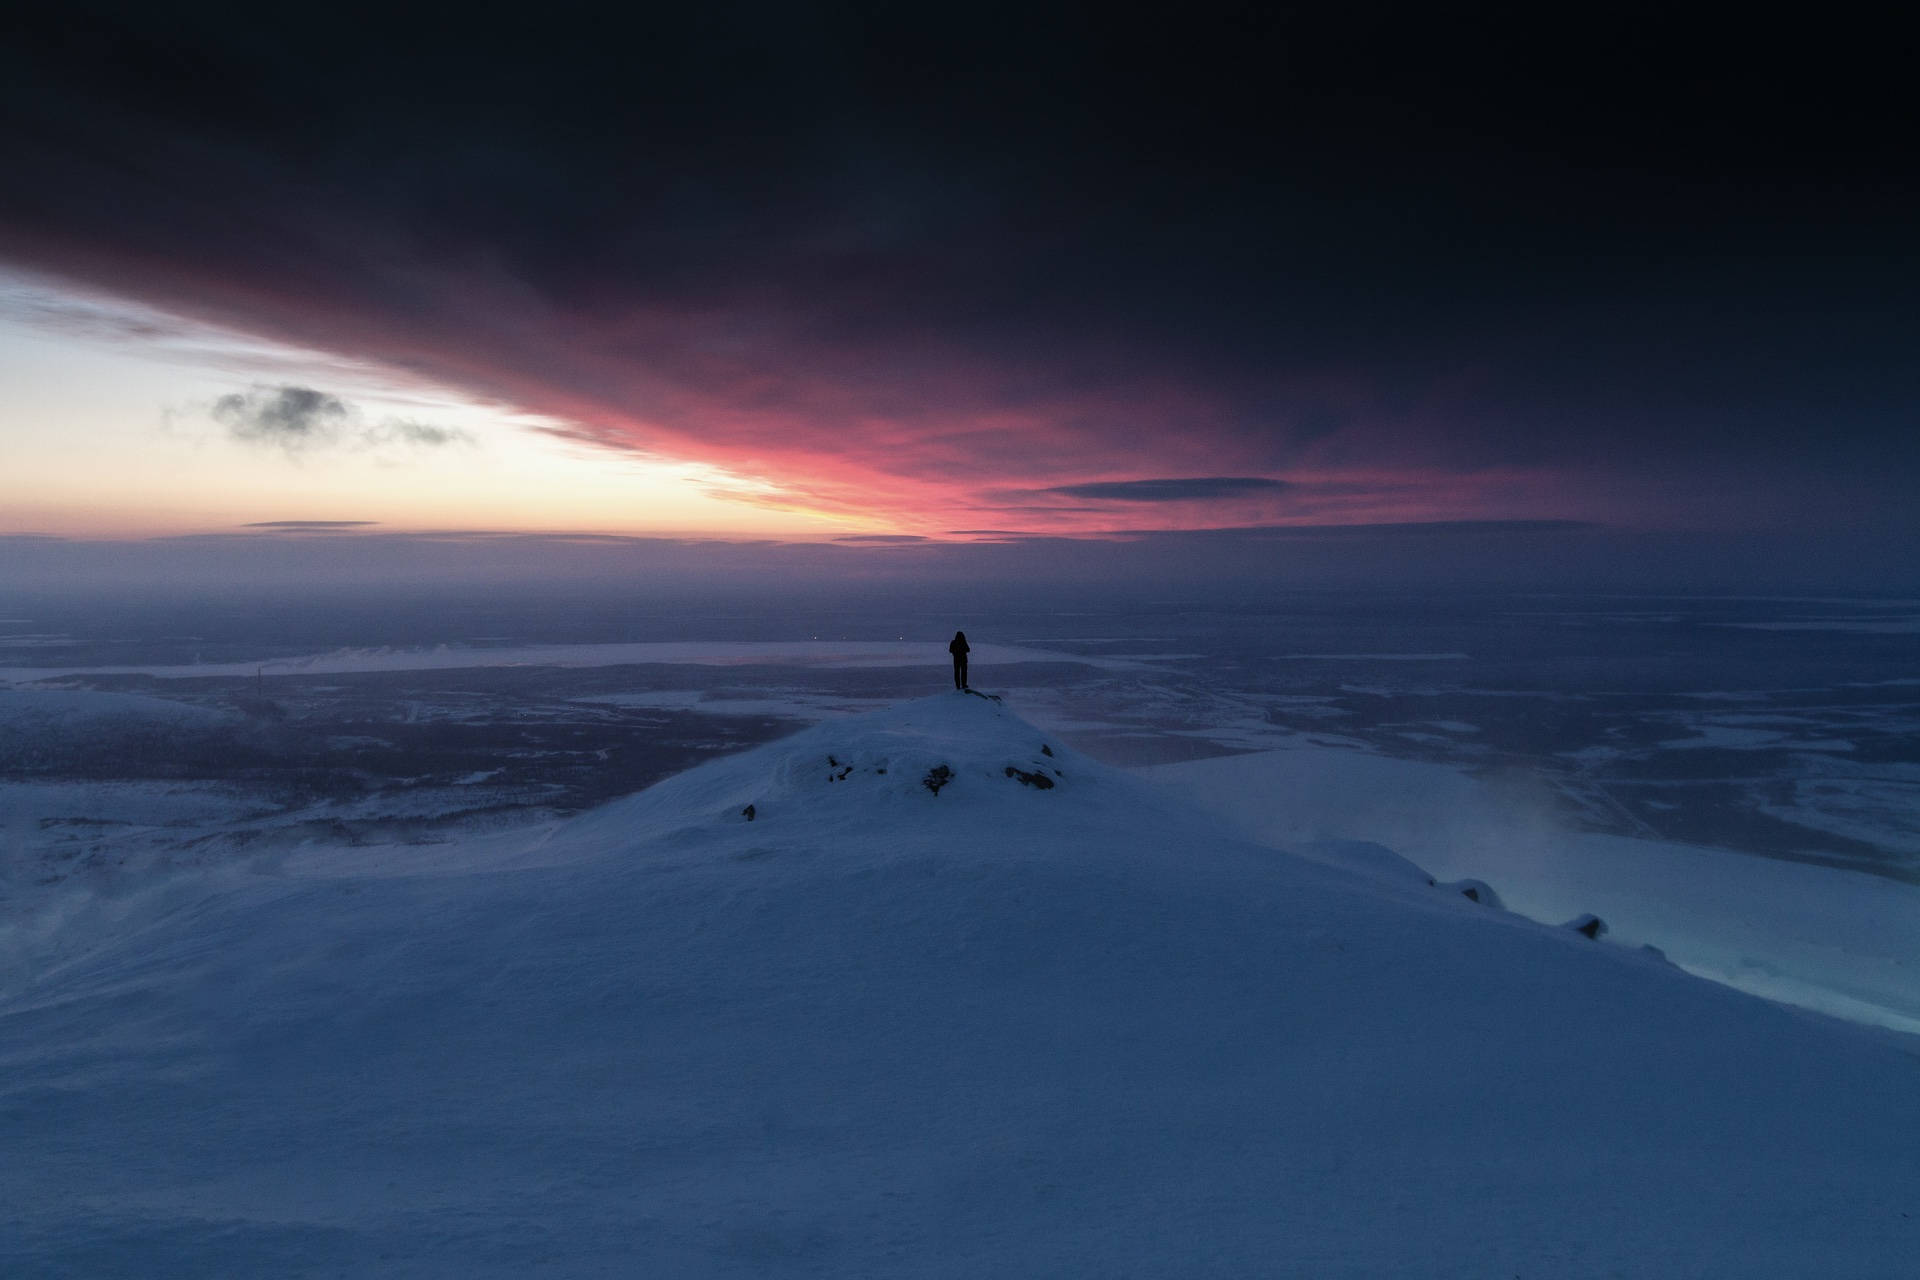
top-left (3, 693), bottom-right (1915, 1276)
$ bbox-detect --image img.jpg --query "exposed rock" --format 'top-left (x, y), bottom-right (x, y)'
top-left (1041, 744), bottom-right (1054, 757)
top-left (1004, 766), bottom-right (1055, 790)
top-left (741, 803), bottom-right (756, 822)
top-left (1565, 913), bottom-right (1608, 940)
top-left (1438, 878), bottom-right (1503, 910)
top-left (922, 764), bottom-right (953, 795)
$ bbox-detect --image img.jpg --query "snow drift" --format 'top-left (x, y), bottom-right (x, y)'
top-left (2, 693), bottom-right (1915, 1276)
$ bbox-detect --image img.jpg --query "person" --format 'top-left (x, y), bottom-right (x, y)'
top-left (948, 629), bottom-right (970, 690)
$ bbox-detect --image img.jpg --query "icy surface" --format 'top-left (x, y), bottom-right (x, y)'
top-left (3, 695), bottom-right (1917, 1276)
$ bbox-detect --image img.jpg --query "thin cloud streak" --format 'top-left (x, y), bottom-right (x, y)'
top-left (1039, 478), bottom-right (1290, 503)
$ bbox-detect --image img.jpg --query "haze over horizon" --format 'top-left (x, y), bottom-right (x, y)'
top-left (1, 6), bottom-right (1915, 591)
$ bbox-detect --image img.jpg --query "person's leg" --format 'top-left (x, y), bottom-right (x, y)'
top-left (959, 656), bottom-right (968, 689)
top-left (953, 655), bottom-right (963, 689)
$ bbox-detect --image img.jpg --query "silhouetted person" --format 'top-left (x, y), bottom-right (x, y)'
top-left (949, 630), bottom-right (970, 690)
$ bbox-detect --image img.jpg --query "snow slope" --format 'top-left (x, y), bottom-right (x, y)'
top-left (3, 694), bottom-right (1916, 1277)
top-left (1141, 745), bottom-right (1920, 1035)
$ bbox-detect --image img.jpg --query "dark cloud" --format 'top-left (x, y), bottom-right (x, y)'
top-left (212, 386), bottom-right (348, 448)
top-left (242, 520), bottom-right (378, 531)
top-left (0, 7), bottom-right (1914, 535)
top-left (1147, 519), bottom-right (1598, 541)
top-left (833, 534), bottom-right (930, 544)
top-left (948, 519), bottom-right (1596, 545)
top-left (207, 385), bottom-right (470, 453)
top-left (1043, 478), bottom-right (1289, 503)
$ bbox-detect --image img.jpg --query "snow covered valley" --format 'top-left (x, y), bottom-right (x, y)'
top-left (3, 693), bottom-right (1916, 1276)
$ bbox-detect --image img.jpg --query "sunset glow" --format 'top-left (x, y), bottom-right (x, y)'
top-left (0, 7), bottom-right (1911, 585)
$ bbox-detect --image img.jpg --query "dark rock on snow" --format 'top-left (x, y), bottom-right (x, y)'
top-left (1565, 913), bottom-right (1608, 940)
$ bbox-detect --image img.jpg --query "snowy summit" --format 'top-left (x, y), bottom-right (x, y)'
top-left (3, 693), bottom-right (1916, 1275)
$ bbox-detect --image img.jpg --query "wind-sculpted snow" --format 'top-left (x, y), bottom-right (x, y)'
top-left (2, 693), bottom-right (1916, 1277)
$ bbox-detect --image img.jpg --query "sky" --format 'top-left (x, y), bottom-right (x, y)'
top-left (0, 5), bottom-right (1914, 590)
